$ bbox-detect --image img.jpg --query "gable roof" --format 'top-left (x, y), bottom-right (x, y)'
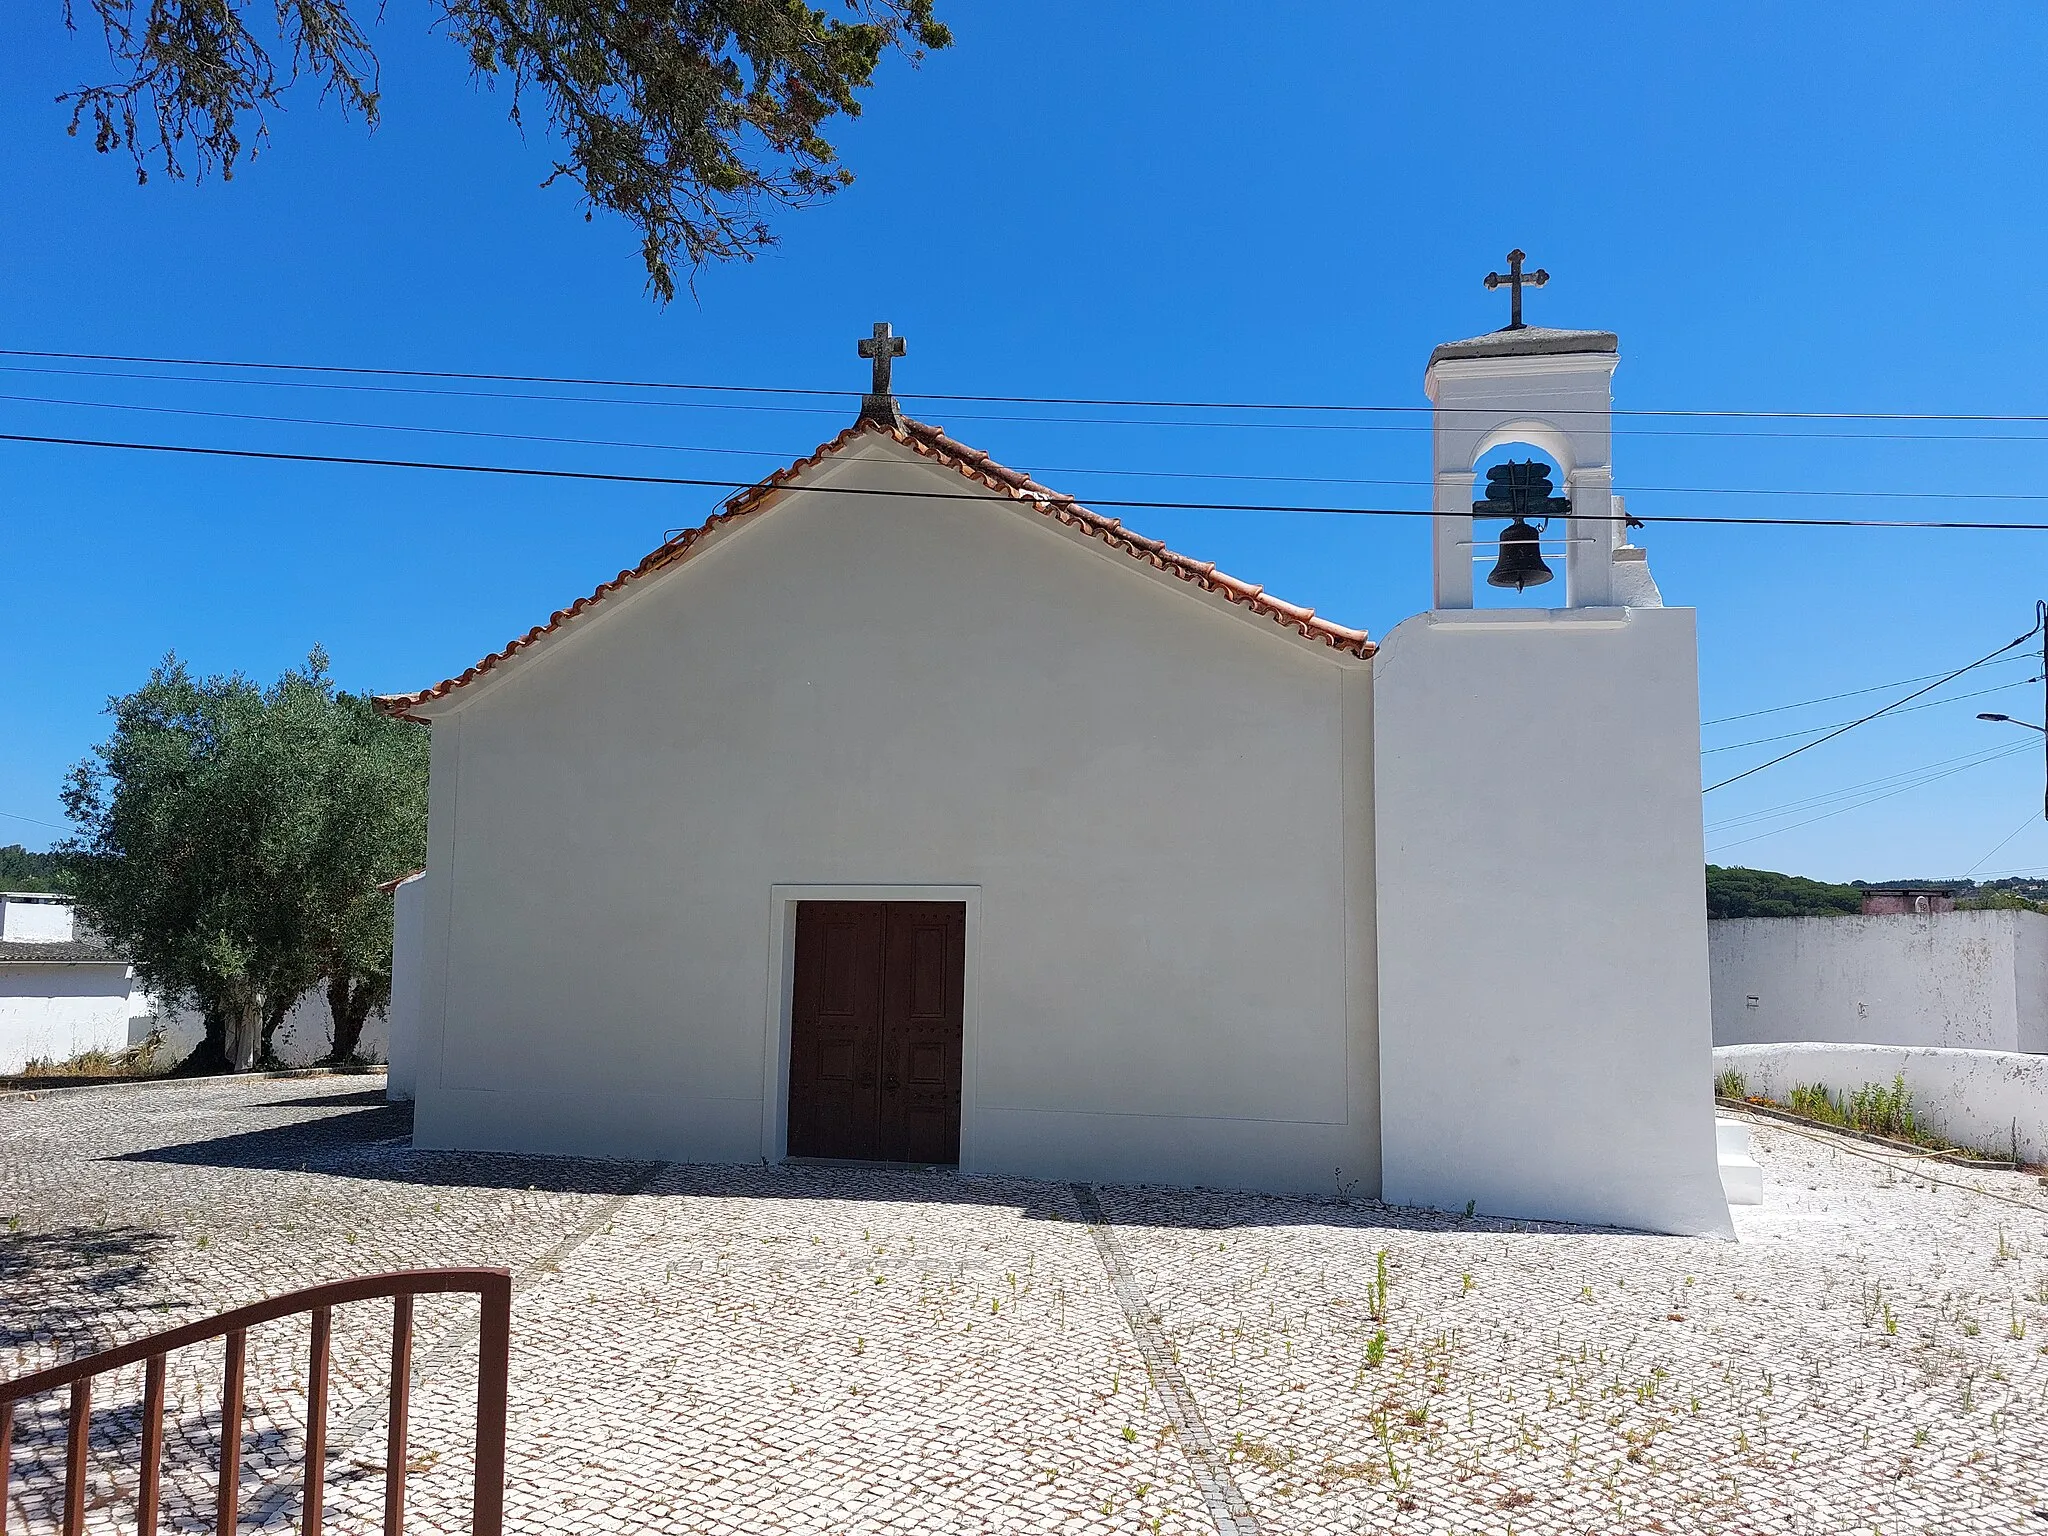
top-left (374, 418), bottom-right (1373, 721)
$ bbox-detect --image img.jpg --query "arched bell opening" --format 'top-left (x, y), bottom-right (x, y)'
top-left (1465, 441), bottom-right (1574, 608)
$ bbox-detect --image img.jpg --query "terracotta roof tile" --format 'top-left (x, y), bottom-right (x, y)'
top-left (374, 420), bottom-right (1371, 720)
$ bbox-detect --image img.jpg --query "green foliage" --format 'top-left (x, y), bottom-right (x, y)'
top-left (0, 845), bottom-right (68, 894)
top-left (58, 0), bottom-right (950, 301)
top-left (1705, 865), bottom-right (1863, 920)
top-left (1958, 890), bottom-right (2048, 914)
top-left (1787, 1075), bottom-right (1921, 1141)
top-left (1714, 1067), bottom-right (1747, 1100)
top-left (61, 651), bottom-right (427, 1071)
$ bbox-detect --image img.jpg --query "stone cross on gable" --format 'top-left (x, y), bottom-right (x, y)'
top-left (1483, 249), bottom-right (1549, 331)
top-left (857, 321), bottom-right (907, 427)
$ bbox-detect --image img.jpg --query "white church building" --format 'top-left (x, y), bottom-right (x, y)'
top-left (378, 294), bottom-right (1734, 1237)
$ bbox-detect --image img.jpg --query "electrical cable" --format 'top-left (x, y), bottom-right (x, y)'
top-left (1717, 1106), bottom-right (2048, 1213)
top-left (1705, 741), bottom-right (2033, 853)
top-left (12, 428), bottom-right (2048, 532)
top-left (18, 387), bottom-right (2048, 505)
top-left (1703, 617), bottom-right (2048, 794)
top-left (0, 810), bottom-right (68, 832)
top-left (1702, 654), bottom-right (2042, 726)
top-left (1705, 743), bottom-right (2034, 834)
top-left (14, 346), bottom-right (2048, 425)
top-left (1965, 814), bottom-right (2042, 878)
top-left (1701, 678), bottom-right (2043, 754)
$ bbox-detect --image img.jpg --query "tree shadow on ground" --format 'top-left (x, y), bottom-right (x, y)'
top-left (0, 1222), bottom-right (175, 1354)
top-left (115, 1104), bottom-right (1641, 1237)
top-left (258, 1088), bottom-right (393, 1110)
top-left (116, 1100), bottom-right (655, 1197)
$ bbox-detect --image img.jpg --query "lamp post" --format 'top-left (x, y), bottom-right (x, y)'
top-left (1979, 600), bottom-right (2048, 820)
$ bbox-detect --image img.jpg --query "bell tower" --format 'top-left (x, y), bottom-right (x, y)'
top-left (1370, 259), bottom-right (1730, 1238)
top-left (1425, 321), bottom-right (1629, 610)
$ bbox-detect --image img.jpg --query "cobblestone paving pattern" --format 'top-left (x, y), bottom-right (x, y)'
top-left (1104, 1125), bottom-right (2048, 1534)
top-left (5, 1079), bottom-right (2048, 1533)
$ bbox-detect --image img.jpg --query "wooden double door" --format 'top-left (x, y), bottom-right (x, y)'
top-left (787, 901), bottom-right (965, 1165)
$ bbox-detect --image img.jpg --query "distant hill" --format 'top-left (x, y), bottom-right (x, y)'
top-left (1706, 865), bottom-right (1863, 919)
top-left (0, 844), bottom-right (67, 894)
top-left (1706, 865), bottom-right (2048, 918)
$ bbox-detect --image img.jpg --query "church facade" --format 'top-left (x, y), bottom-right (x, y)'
top-left (379, 310), bottom-right (1733, 1237)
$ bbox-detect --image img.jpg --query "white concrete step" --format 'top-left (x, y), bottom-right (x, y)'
top-left (1716, 1116), bottom-right (1764, 1206)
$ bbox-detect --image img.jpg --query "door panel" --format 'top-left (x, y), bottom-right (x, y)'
top-left (787, 902), bottom-right (885, 1159)
top-left (878, 903), bottom-right (966, 1166)
top-left (788, 900), bottom-right (964, 1165)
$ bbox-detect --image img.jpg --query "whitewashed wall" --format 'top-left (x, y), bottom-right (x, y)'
top-left (1716, 1041), bottom-right (2048, 1163)
top-left (385, 871), bottom-right (426, 1100)
top-left (408, 438), bottom-right (1380, 1197)
top-left (1709, 911), bottom-right (2048, 1052)
top-left (138, 988), bottom-right (390, 1068)
top-left (0, 965), bottom-right (134, 1073)
top-left (0, 896), bottom-right (77, 943)
top-left (1374, 605), bottom-right (1732, 1238)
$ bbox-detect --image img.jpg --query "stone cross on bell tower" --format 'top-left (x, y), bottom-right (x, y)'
top-left (1483, 249), bottom-right (1549, 330)
top-left (857, 321), bottom-right (907, 428)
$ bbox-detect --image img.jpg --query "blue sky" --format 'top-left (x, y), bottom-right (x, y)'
top-left (3, 2), bottom-right (2046, 883)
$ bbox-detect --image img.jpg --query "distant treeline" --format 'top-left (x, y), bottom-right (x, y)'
top-left (0, 845), bottom-right (65, 894)
top-left (1707, 865), bottom-right (2048, 919)
top-left (1706, 865), bottom-right (1862, 919)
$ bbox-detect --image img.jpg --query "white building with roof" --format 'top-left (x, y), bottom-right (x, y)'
top-left (376, 305), bottom-right (1732, 1236)
top-left (0, 892), bottom-right (140, 1073)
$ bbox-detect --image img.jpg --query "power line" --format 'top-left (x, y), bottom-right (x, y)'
top-left (1701, 678), bottom-right (2043, 754)
top-left (1702, 654), bottom-right (2042, 726)
top-left (1702, 617), bottom-right (2048, 794)
top-left (0, 809), bottom-right (67, 832)
top-left (1705, 743), bottom-right (2032, 834)
top-left (13, 428), bottom-right (2048, 532)
top-left (1966, 813), bottom-right (2042, 878)
top-left (1706, 742), bottom-right (2034, 854)
top-left (12, 346), bottom-right (2048, 425)
top-left (19, 388), bottom-right (2048, 505)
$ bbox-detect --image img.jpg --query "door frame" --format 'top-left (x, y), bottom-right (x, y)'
top-left (761, 884), bottom-right (980, 1166)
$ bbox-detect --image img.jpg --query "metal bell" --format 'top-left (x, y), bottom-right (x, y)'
top-left (1486, 517), bottom-right (1554, 591)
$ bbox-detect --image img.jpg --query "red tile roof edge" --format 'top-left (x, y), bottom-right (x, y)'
top-left (373, 419), bottom-right (1372, 719)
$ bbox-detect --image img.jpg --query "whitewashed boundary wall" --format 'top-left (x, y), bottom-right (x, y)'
top-left (0, 965), bottom-right (134, 1073)
top-left (1709, 911), bottom-right (2048, 1053)
top-left (1716, 1041), bottom-right (2048, 1164)
top-left (135, 988), bottom-right (390, 1069)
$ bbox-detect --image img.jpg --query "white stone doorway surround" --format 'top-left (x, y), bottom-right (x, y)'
top-left (758, 884), bottom-right (982, 1166)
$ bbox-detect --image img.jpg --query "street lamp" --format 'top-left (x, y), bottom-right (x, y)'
top-left (1977, 712), bottom-right (2047, 732)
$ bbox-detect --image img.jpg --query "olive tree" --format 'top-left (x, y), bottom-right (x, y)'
top-left (61, 651), bottom-right (427, 1071)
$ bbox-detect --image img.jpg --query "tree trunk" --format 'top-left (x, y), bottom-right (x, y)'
top-left (258, 991), bottom-right (296, 1067)
top-left (326, 975), bottom-right (378, 1064)
top-left (173, 1008), bottom-right (232, 1076)
top-left (223, 998), bottom-right (263, 1072)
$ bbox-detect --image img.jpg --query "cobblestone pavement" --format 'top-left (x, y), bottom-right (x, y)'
top-left (5, 1078), bottom-right (2048, 1534)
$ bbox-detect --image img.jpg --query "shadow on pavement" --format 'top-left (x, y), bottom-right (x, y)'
top-left (111, 1090), bottom-right (1634, 1237)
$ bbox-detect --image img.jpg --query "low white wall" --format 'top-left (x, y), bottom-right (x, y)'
top-left (385, 872), bottom-right (426, 1101)
top-left (1715, 1042), bottom-right (2048, 1163)
top-left (136, 987), bottom-right (390, 1068)
top-left (1709, 911), bottom-right (2048, 1052)
top-left (0, 965), bottom-right (134, 1073)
